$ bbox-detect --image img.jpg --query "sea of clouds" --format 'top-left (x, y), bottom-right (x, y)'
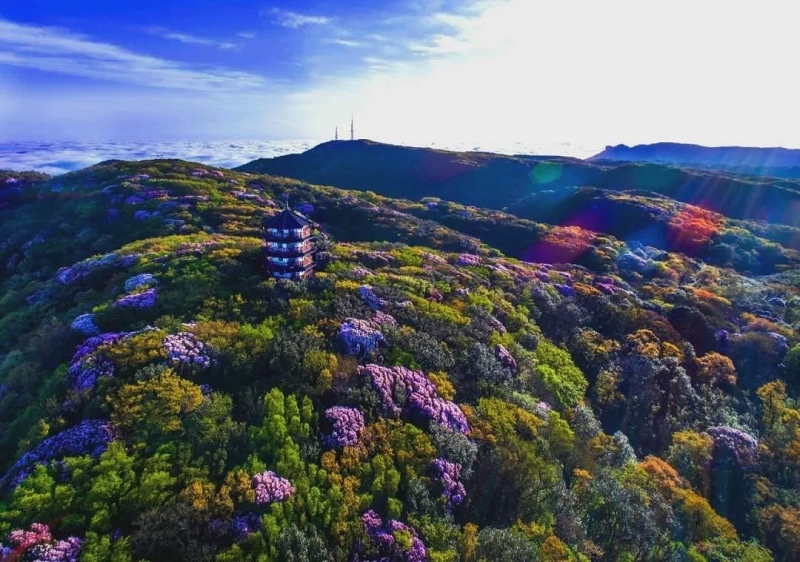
top-left (0, 138), bottom-right (602, 176)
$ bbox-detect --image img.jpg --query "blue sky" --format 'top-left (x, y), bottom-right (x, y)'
top-left (1, 0), bottom-right (798, 147)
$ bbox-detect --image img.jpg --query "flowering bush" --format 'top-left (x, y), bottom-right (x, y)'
top-left (69, 314), bottom-right (100, 336)
top-left (430, 458), bottom-right (466, 509)
top-left (56, 253), bottom-right (140, 285)
top-left (359, 285), bottom-right (387, 310)
top-left (324, 406), bottom-right (365, 448)
top-left (124, 273), bottom-right (157, 293)
top-left (6, 522), bottom-right (51, 552)
top-left (230, 513), bottom-right (262, 542)
top-left (252, 471), bottom-right (295, 505)
top-left (163, 332), bottom-right (215, 370)
top-left (112, 288), bottom-right (157, 309)
top-left (72, 332), bottom-right (129, 363)
top-left (67, 355), bottom-right (115, 392)
top-left (457, 253), bottom-right (481, 267)
top-left (295, 202), bottom-right (314, 214)
top-left (338, 318), bottom-right (385, 357)
top-left (708, 426), bottom-right (759, 470)
top-left (371, 311), bottom-right (397, 328)
top-left (495, 344), bottom-right (517, 374)
top-left (0, 522), bottom-right (81, 561)
top-left (361, 364), bottom-right (469, 433)
top-left (554, 284), bottom-right (575, 298)
top-left (361, 510), bottom-right (427, 562)
top-left (134, 210), bottom-right (158, 221)
top-left (3, 420), bottom-right (116, 489)
top-left (29, 537), bottom-right (83, 562)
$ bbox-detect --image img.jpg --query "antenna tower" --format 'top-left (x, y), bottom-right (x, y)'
top-left (350, 115), bottom-right (354, 141)
top-left (335, 126), bottom-right (338, 141)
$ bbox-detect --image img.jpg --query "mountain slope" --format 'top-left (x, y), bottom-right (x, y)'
top-left (0, 159), bottom-right (798, 561)
top-left (236, 140), bottom-right (800, 228)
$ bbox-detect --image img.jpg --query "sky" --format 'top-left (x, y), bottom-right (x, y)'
top-left (1, 0), bottom-right (799, 148)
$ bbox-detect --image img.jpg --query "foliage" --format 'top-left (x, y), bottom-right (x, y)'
top-left (0, 157), bottom-right (797, 560)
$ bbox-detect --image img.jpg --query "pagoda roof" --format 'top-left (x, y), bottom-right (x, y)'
top-left (263, 208), bottom-right (311, 230)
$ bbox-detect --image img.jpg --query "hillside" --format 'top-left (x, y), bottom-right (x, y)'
top-left (235, 140), bottom-right (800, 228)
top-left (0, 160), bottom-right (799, 560)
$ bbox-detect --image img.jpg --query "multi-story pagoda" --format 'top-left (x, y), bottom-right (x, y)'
top-left (263, 204), bottom-right (315, 279)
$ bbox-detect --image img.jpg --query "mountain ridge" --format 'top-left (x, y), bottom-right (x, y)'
top-left (236, 139), bottom-right (800, 228)
top-left (590, 142), bottom-right (800, 177)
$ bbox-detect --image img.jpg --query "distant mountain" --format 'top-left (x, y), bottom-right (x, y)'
top-left (591, 142), bottom-right (800, 177)
top-left (236, 140), bottom-right (800, 228)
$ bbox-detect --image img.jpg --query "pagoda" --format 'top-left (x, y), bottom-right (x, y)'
top-left (263, 203), bottom-right (315, 279)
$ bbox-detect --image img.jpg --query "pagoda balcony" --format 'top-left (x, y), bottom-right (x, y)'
top-left (263, 241), bottom-right (313, 256)
top-left (264, 226), bottom-right (312, 242)
top-left (266, 255), bottom-right (314, 270)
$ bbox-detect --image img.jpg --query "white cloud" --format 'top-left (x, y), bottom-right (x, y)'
top-left (0, 18), bottom-right (266, 91)
top-left (267, 8), bottom-right (331, 29)
top-left (142, 27), bottom-right (242, 50)
top-left (329, 38), bottom-right (364, 48)
top-left (237, 31), bottom-right (257, 39)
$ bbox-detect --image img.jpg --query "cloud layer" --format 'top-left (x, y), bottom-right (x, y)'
top-left (0, 138), bottom-right (601, 176)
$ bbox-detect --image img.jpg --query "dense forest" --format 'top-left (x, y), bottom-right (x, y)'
top-left (0, 157), bottom-right (798, 561)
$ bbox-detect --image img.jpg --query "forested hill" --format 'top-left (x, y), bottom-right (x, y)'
top-left (0, 160), bottom-right (798, 561)
top-left (235, 140), bottom-right (800, 228)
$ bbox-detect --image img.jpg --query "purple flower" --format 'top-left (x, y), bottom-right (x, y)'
top-left (338, 319), bottom-right (385, 357)
top-left (134, 210), bottom-right (156, 221)
top-left (708, 426), bottom-right (759, 470)
top-left (67, 355), bottom-right (115, 392)
top-left (112, 288), bottom-right (157, 309)
top-left (360, 364), bottom-right (469, 434)
top-left (7, 522), bottom-right (51, 551)
top-left (230, 513), bottom-right (262, 542)
top-left (163, 332), bottom-right (215, 370)
top-left (143, 189), bottom-right (169, 199)
top-left (371, 311), bottom-right (397, 328)
top-left (5, 177), bottom-right (19, 184)
top-left (361, 511), bottom-right (427, 562)
top-left (252, 471), bottom-right (295, 505)
top-left (56, 253), bottom-right (139, 285)
top-left (72, 332), bottom-right (128, 363)
top-left (2, 420), bottom-right (116, 489)
top-left (325, 406), bottom-right (365, 448)
top-left (359, 285), bottom-right (387, 310)
top-left (2, 523), bottom-right (81, 561)
top-left (430, 458), bottom-right (466, 509)
top-left (70, 314), bottom-right (100, 336)
top-left (124, 273), bottom-right (157, 293)
top-left (29, 537), bottom-right (83, 562)
top-left (295, 202), bottom-right (314, 214)
top-left (495, 344), bottom-right (516, 374)
top-left (457, 254), bottom-right (481, 267)
top-left (554, 284), bottom-right (575, 297)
